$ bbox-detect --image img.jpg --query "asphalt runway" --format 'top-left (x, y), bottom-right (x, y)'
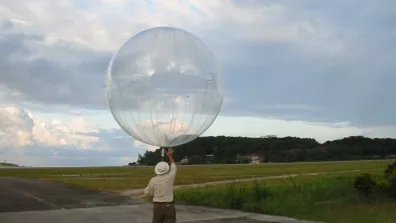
top-left (0, 177), bottom-right (143, 213)
top-left (0, 178), bottom-right (311, 223)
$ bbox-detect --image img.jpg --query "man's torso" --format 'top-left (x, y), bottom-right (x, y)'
top-left (151, 164), bottom-right (177, 202)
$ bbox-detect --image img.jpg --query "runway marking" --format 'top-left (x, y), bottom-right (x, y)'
top-left (1, 185), bottom-right (63, 210)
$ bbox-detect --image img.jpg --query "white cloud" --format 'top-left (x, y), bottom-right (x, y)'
top-left (0, 105), bottom-right (101, 150)
top-left (0, 105), bottom-right (34, 148)
top-left (0, 105), bottom-right (148, 166)
top-left (133, 139), bottom-right (157, 152)
top-left (0, 0), bottom-right (344, 54)
top-left (31, 117), bottom-right (101, 150)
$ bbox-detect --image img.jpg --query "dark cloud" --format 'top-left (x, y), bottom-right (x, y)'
top-left (1, 0), bottom-right (396, 129)
top-left (220, 39), bottom-right (396, 126)
top-left (0, 21), bottom-right (112, 109)
top-left (214, 1), bottom-right (396, 127)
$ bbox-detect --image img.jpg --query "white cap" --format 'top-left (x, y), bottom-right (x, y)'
top-left (155, 161), bottom-right (170, 175)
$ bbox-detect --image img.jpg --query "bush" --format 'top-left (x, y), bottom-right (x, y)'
top-left (354, 173), bottom-right (377, 197)
top-left (389, 174), bottom-right (396, 198)
top-left (384, 161), bottom-right (396, 180)
top-left (375, 179), bottom-right (391, 190)
top-left (354, 161), bottom-right (396, 199)
top-left (383, 161), bottom-right (396, 198)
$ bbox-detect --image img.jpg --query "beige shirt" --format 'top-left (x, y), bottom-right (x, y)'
top-left (144, 163), bottom-right (177, 202)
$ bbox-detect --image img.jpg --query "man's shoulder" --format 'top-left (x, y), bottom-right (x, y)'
top-left (150, 176), bottom-right (159, 182)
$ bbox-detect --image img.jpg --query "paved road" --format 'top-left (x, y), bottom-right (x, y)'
top-left (0, 177), bottom-right (142, 213)
top-left (0, 203), bottom-right (314, 223)
top-left (0, 177), bottom-right (315, 223)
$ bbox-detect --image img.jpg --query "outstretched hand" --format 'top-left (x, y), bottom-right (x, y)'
top-left (167, 148), bottom-right (175, 164)
top-left (167, 148), bottom-right (174, 156)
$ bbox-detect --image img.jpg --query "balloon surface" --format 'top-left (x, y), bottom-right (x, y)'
top-left (106, 27), bottom-right (223, 147)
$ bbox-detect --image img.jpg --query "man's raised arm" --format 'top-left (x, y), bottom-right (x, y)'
top-left (168, 148), bottom-right (175, 164)
top-left (167, 148), bottom-right (177, 176)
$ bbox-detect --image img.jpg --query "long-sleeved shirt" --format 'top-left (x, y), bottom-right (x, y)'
top-left (144, 163), bottom-right (177, 202)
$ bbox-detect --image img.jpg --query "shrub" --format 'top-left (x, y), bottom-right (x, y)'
top-left (384, 161), bottom-right (396, 180)
top-left (389, 174), bottom-right (396, 198)
top-left (354, 173), bottom-right (377, 197)
top-left (354, 162), bottom-right (396, 199)
top-left (375, 179), bottom-right (391, 190)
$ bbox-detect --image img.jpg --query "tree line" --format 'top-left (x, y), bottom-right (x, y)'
top-left (136, 136), bottom-right (396, 165)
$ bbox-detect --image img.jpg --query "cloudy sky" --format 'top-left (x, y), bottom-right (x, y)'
top-left (1, 0), bottom-right (395, 167)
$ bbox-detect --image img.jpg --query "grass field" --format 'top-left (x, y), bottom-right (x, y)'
top-left (174, 171), bottom-right (396, 223)
top-left (1, 159), bottom-right (395, 222)
top-left (0, 160), bottom-right (393, 191)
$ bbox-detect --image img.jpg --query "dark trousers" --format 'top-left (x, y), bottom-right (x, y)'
top-left (152, 202), bottom-right (176, 223)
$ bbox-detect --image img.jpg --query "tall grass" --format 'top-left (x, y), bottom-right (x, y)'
top-left (175, 180), bottom-right (271, 211)
top-left (174, 173), bottom-right (396, 223)
top-left (175, 176), bottom-right (356, 214)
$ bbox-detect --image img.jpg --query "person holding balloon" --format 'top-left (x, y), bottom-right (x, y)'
top-left (144, 148), bottom-right (177, 223)
top-left (106, 26), bottom-right (224, 223)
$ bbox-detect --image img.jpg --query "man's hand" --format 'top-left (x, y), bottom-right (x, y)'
top-left (167, 148), bottom-right (175, 164)
top-left (167, 148), bottom-right (174, 156)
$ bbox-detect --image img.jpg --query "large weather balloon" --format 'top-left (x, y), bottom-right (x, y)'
top-left (105, 27), bottom-right (223, 147)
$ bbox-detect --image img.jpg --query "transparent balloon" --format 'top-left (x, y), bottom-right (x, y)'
top-left (106, 27), bottom-right (224, 147)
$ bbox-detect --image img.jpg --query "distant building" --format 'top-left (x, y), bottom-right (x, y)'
top-left (237, 154), bottom-right (261, 164)
top-left (205, 154), bottom-right (214, 163)
top-left (260, 135), bottom-right (277, 138)
top-left (250, 155), bottom-right (261, 164)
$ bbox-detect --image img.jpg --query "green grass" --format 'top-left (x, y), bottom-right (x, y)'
top-left (174, 171), bottom-right (396, 223)
top-left (1, 160), bottom-right (395, 222)
top-left (0, 160), bottom-right (393, 191)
